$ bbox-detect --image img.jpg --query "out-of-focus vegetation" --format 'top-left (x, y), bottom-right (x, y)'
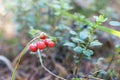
top-left (0, 0), bottom-right (120, 80)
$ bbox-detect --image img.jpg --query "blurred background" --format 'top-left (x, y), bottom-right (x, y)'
top-left (0, 0), bottom-right (120, 80)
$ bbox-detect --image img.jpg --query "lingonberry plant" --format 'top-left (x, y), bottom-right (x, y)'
top-left (11, 32), bottom-right (59, 80)
top-left (9, 0), bottom-right (120, 80)
top-left (29, 32), bottom-right (55, 51)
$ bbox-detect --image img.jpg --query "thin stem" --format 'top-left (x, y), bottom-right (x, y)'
top-left (73, 65), bottom-right (78, 76)
top-left (106, 53), bottom-right (115, 71)
top-left (11, 36), bottom-right (39, 80)
top-left (37, 50), bottom-right (66, 80)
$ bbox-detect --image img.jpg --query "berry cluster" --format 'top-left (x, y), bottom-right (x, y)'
top-left (29, 32), bottom-right (55, 52)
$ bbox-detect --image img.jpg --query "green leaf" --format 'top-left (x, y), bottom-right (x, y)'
top-left (29, 27), bottom-right (40, 37)
top-left (53, 4), bottom-right (61, 9)
top-left (89, 40), bottom-right (102, 47)
top-left (97, 26), bottom-right (120, 38)
top-left (73, 46), bottom-right (83, 53)
top-left (115, 45), bottom-right (120, 53)
top-left (56, 24), bottom-right (67, 30)
top-left (93, 16), bottom-right (99, 21)
top-left (71, 37), bottom-right (85, 43)
top-left (109, 21), bottom-right (120, 26)
top-left (83, 50), bottom-right (93, 57)
top-left (69, 30), bottom-right (77, 35)
top-left (64, 42), bottom-right (76, 47)
top-left (117, 59), bottom-right (120, 64)
top-left (99, 70), bottom-right (107, 75)
top-left (79, 30), bottom-right (89, 40)
top-left (74, 59), bottom-right (80, 64)
top-left (94, 15), bottom-right (107, 22)
top-left (54, 11), bottom-right (61, 15)
top-left (84, 56), bottom-right (91, 60)
top-left (99, 15), bottom-right (107, 22)
top-left (41, 24), bottom-right (51, 31)
top-left (73, 55), bottom-right (79, 59)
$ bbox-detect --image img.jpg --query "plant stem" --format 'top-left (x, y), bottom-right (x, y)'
top-left (106, 53), bottom-right (115, 71)
top-left (11, 37), bottom-right (38, 80)
top-left (73, 64), bottom-right (79, 76)
top-left (37, 50), bottom-right (66, 80)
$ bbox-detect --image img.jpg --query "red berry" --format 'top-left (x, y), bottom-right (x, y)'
top-left (43, 39), bottom-right (50, 46)
top-left (40, 32), bottom-right (47, 39)
top-left (48, 41), bottom-right (55, 48)
top-left (37, 41), bottom-right (46, 50)
top-left (29, 43), bottom-right (38, 52)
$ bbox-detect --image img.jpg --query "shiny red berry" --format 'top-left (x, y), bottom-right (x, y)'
top-left (29, 43), bottom-right (38, 52)
top-left (40, 32), bottom-right (47, 39)
top-left (43, 39), bottom-right (50, 46)
top-left (48, 41), bottom-right (55, 48)
top-left (37, 41), bottom-right (46, 50)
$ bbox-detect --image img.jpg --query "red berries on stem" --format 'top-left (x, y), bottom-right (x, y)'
top-left (37, 41), bottom-right (46, 50)
top-left (43, 39), bottom-right (50, 45)
top-left (48, 41), bottom-right (55, 48)
top-left (40, 32), bottom-right (47, 39)
top-left (29, 43), bottom-right (38, 52)
top-left (29, 32), bottom-right (55, 52)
